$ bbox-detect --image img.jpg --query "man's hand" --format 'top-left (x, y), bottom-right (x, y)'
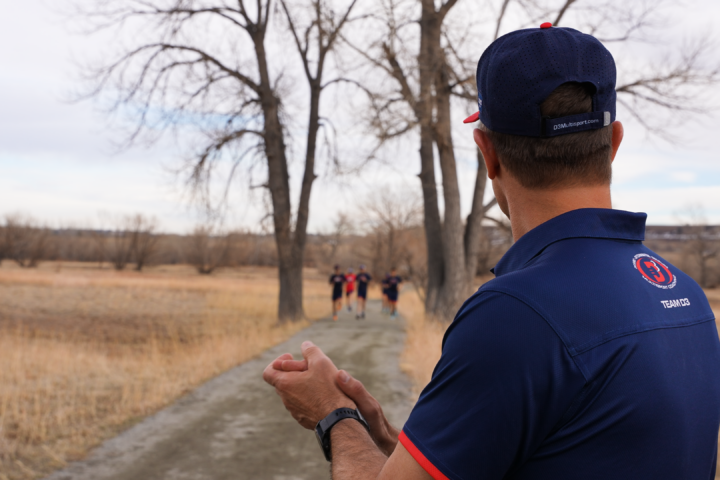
top-left (266, 342), bottom-right (431, 480)
top-left (270, 351), bottom-right (400, 456)
top-left (336, 370), bottom-right (400, 456)
top-left (263, 341), bottom-right (355, 429)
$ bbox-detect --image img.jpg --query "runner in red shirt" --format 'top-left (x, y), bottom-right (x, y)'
top-left (344, 268), bottom-right (356, 312)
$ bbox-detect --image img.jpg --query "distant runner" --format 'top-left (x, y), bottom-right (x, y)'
top-left (345, 267), bottom-right (356, 312)
top-left (386, 268), bottom-right (402, 319)
top-left (355, 265), bottom-right (372, 320)
top-left (380, 273), bottom-right (390, 313)
top-left (329, 265), bottom-right (345, 321)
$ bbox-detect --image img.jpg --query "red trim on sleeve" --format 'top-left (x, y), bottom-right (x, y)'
top-left (399, 431), bottom-right (451, 480)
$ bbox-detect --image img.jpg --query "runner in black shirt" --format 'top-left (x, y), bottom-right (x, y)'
top-left (328, 265), bottom-right (346, 321)
top-left (386, 267), bottom-right (403, 319)
top-left (355, 265), bottom-right (372, 320)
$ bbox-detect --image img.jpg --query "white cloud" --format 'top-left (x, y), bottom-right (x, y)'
top-left (613, 185), bottom-right (720, 224)
top-left (668, 171), bottom-right (698, 184)
top-left (1, 0), bottom-right (720, 234)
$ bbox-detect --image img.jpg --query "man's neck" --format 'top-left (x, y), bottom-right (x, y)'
top-left (506, 183), bottom-right (612, 242)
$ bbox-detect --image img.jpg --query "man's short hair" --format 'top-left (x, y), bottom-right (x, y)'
top-left (483, 82), bottom-right (613, 189)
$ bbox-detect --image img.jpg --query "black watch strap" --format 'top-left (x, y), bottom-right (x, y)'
top-left (315, 408), bottom-right (370, 462)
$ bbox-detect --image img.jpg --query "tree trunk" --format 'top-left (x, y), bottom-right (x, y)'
top-left (280, 82), bottom-right (322, 323)
top-left (414, 0), bottom-right (493, 320)
top-left (418, 0), bottom-right (445, 313)
top-left (254, 29), bottom-right (305, 322)
top-left (419, 126), bottom-right (444, 313)
top-left (464, 150), bottom-right (489, 282)
top-left (278, 257), bottom-right (304, 321)
top-left (432, 58), bottom-right (467, 318)
top-left (387, 227), bottom-right (395, 268)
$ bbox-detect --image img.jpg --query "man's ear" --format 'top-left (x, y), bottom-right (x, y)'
top-left (473, 128), bottom-right (500, 179)
top-left (610, 121), bottom-right (624, 163)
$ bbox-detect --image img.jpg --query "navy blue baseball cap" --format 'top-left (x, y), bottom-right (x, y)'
top-left (463, 23), bottom-right (616, 137)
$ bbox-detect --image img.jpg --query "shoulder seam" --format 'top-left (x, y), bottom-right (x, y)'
top-left (475, 288), bottom-right (590, 382)
top-left (571, 314), bottom-right (716, 354)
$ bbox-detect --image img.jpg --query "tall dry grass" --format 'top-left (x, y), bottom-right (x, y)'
top-left (398, 290), bottom-right (446, 399)
top-left (0, 263), bottom-right (331, 480)
top-left (398, 278), bottom-right (492, 397)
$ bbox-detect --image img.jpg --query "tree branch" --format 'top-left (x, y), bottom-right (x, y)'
top-left (552, 0), bottom-right (578, 27)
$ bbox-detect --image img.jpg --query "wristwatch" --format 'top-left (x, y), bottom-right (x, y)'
top-left (315, 407), bottom-right (370, 461)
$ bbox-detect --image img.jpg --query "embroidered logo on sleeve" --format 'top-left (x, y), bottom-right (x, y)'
top-left (633, 253), bottom-right (677, 289)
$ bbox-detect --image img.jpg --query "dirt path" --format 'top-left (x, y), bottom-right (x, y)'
top-left (45, 300), bottom-right (413, 480)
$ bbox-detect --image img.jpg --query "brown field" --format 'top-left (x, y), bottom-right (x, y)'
top-left (2, 263), bottom-right (718, 480)
top-left (0, 262), bottom-right (332, 480)
top-left (398, 290), bottom-right (444, 399)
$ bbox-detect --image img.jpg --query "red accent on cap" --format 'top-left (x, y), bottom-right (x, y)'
top-left (540, 22), bottom-right (553, 29)
top-left (463, 111), bottom-right (480, 124)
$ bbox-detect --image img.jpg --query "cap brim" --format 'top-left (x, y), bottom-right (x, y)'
top-left (463, 111), bottom-right (480, 124)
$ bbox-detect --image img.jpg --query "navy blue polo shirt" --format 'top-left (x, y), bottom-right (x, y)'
top-left (400, 208), bottom-right (720, 480)
top-left (357, 273), bottom-right (372, 296)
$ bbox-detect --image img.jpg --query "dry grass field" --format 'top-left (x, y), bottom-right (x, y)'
top-left (2, 262), bottom-right (718, 480)
top-left (398, 276), bottom-right (493, 398)
top-left (398, 291), bottom-right (444, 398)
top-left (0, 262), bottom-right (331, 480)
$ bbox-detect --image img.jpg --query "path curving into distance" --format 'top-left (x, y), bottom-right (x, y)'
top-left (45, 300), bottom-right (413, 480)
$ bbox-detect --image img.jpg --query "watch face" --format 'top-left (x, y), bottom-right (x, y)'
top-left (315, 425), bottom-right (331, 461)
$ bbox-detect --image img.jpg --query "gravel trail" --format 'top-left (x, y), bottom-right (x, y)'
top-left (45, 300), bottom-right (413, 480)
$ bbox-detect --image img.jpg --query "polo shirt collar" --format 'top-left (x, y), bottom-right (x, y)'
top-left (493, 208), bottom-right (647, 277)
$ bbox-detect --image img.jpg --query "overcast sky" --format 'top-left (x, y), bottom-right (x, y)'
top-left (1, 0), bottom-right (719, 234)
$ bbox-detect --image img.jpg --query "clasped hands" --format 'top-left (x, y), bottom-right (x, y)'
top-left (262, 341), bottom-right (400, 456)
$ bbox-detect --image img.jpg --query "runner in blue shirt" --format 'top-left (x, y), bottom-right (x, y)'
top-left (386, 268), bottom-right (402, 319)
top-left (355, 265), bottom-right (372, 320)
top-left (265, 24), bottom-right (720, 480)
top-left (328, 265), bottom-right (345, 322)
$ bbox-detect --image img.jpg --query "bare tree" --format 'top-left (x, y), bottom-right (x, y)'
top-left (0, 223), bottom-right (7, 266)
top-left (90, 229), bottom-right (108, 268)
top-left (476, 218), bottom-right (513, 275)
top-left (99, 214), bottom-right (161, 271)
top-left (316, 212), bottom-right (355, 267)
top-left (128, 214), bottom-right (161, 271)
top-left (363, 189), bottom-right (423, 271)
top-left (687, 229), bottom-right (719, 289)
top-left (107, 229), bottom-right (134, 271)
top-left (348, 0), bottom-right (719, 319)
top-left (678, 206), bottom-right (719, 288)
top-left (357, 188), bottom-right (426, 299)
top-left (185, 225), bottom-right (232, 274)
top-left (1, 215), bottom-right (52, 268)
top-left (78, 0), bottom-right (359, 322)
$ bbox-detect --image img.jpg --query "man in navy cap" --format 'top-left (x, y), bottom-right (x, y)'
top-left (264, 24), bottom-right (720, 479)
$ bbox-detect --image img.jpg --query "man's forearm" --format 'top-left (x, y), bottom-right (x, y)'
top-left (370, 419), bottom-right (400, 457)
top-left (331, 419), bottom-right (387, 479)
